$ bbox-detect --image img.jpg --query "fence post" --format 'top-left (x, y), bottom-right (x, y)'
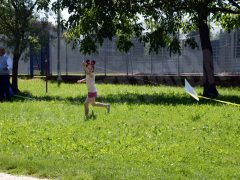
top-left (130, 53), bottom-right (133, 76)
top-left (104, 53), bottom-right (107, 76)
top-left (45, 58), bottom-right (48, 93)
top-left (65, 42), bottom-right (68, 76)
top-left (126, 53), bottom-right (129, 76)
top-left (151, 53), bottom-right (153, 75)
top-left (178, 43), bottom-right (180, 75)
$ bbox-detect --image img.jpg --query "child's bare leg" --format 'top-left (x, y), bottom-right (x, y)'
top-left (91, 99), bottom-right (110, 113)
top-left (84, 98), bottom-right (90, 116)
top-left (93, 102), bottom-right (108, 107)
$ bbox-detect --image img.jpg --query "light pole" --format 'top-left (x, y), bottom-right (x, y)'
top-left (57, 0), bottom-right (62, 84)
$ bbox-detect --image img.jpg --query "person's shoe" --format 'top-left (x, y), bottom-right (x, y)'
top-left (106, 104), bottom-right (110, 113)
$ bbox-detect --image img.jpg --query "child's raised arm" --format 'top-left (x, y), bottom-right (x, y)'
top-left (82, 61), bottom-right (94, 77)
top-left (82, 61), bottom-right (88, 72)
top-left (77, 79), bottom-right (86, 83)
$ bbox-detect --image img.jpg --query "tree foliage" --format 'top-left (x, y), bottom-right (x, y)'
top-left (59, 0), bottom-right (239, 55)
top-left (0, 0), bottom-right (50, 51)
top-left (0, 0), bottom-right (51, 91)
top-left (57, 0), bottom-right (143, 54)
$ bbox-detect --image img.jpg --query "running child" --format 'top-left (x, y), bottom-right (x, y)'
top-left (77, 59), bottom-right (110, 117)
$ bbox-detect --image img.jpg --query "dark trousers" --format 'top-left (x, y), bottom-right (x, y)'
top-left (0, 75), bottom-right (11, 101)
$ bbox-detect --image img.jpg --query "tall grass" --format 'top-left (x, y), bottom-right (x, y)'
top-left (0, 79), bottom-right (239, 179)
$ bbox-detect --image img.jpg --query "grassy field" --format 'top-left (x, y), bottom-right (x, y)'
top-left (0, 79), bottom-right (240, 179)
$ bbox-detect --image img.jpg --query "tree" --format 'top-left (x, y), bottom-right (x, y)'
top-left (60, 0), bottom-right (240, 98)
top-left (0, 0), bottom-right (50, 92)
top-left (174, 0), bottom-right (240, 97)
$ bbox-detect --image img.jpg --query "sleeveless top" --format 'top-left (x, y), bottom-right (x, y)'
top-left (86, 73), bottom-right (96, 92)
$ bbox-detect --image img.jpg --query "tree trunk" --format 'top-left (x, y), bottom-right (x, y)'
top-left (12, 53), bottom-right (21, 93)
top-left (198, 17), bottom-right (219, 98)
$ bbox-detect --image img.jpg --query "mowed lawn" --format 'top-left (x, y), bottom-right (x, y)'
top-left (0, 79), bottom-right (240, 179)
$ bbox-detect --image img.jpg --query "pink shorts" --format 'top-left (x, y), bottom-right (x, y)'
top-left (88, 92), bottom-right (97, 98)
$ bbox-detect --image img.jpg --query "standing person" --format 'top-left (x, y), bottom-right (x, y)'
top-left (0, 47), bottom-right (13, 101)
top-left (77, 59), bottom-right (110, 117)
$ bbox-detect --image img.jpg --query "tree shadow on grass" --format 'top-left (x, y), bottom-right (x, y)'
top-left (11, 91), bottom-right (240, 107)
top-left (101, 93), bottom-right (240, 106)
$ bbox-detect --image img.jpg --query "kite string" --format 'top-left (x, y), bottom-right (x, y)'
top-left (95, 65), bottom-right (159, 85)
top-left (185, 79), bottom-right (240, 106)
top-left (198, 95), bottom-right (240, 107)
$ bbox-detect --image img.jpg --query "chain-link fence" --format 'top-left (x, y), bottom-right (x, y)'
top-left (18, 28), bottom-right (240, 76)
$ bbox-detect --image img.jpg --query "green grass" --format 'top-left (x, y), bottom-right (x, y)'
top-left (0, 79), bottom-right (240, 179)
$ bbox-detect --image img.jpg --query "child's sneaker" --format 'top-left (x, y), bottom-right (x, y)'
top-left (106, 104), bottom-right (110, 113)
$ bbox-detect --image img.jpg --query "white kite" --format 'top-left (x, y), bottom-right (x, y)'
top-left (184, 79), bottom-right (240, 107)
top-left (184, 79), bottom-right (199, 101)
